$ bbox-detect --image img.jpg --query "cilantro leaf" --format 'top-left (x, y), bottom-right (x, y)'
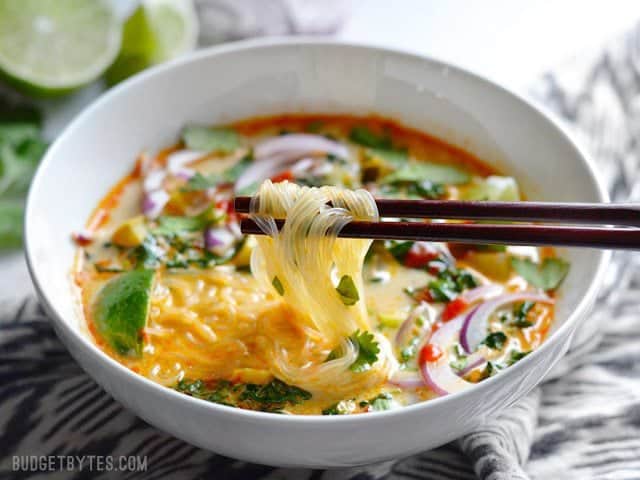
top-left (368, 392), bottom-right (394, 411)
top-left (349, 126), bottom-right (392, 149)
top-left (182, 125), bottom-right (240, 153)
top-left (327, 330), bottom-right (380, 373)
top-left (384, 240), bottom-right (414, 263)
top-left (239, 379), bottom-right (311, 407)
top-left (510, 257), bottom-right (570, 290)
top-left (0, 200), bottom-right (24, 248)
top-left (336, 274), bottom-right (359, 306)
top-left (365, 147), bottom-right (408, 167)
top-left (349, 330), bottom-right (380, 373)
top-left (272, 276), bottom-right (285, 296)
top-left (482, 331), bottom-right (507, 350)
top-left (0, 110), bottom-right (47, 249)
top-left (182, 155), bottom-right (252, 192)
top-left (152, 207), bottom-right (221, 236)
top-left (382, 161), bottom-right (470, 185)
top-left (507, 350), bottom-right (531, 366)
top-left (512, 301), bottom-right (535, 328)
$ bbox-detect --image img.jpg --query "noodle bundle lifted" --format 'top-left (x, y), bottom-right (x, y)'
top-left (249, 180), bottom-right (397, 397)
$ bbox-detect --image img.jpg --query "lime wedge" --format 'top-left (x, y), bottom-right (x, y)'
top-left (105, 0), bottom-right (198, 85)
top-left (0, 0), bottom-right (122, 96)
top-left (92, 269), bottom-right (155, 357)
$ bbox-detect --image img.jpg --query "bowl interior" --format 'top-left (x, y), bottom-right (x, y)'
top-left (27, 41), bottom-right (604, 344)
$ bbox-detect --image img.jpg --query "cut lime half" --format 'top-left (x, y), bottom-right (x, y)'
top-left (105, 0), bottom-right (198, 85)
top-left (0, 0), bottom-right (122, 96)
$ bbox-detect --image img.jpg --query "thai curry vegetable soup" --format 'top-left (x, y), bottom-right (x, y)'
top-left (74, 115), bottom-right (569, 415)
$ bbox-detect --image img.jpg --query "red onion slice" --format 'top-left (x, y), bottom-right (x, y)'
top-left (389, 370), bottom-right (425, 389)
top-left (254, 134), bottom-right (349, 160)
top-left (459, 284), bottom-right (504, 304)
top-left (460, 292), bottom-right (554, 354)
top-left (235, 152), bottom-right (304, 192)
top-left (456, 351), bottom-right (487, 377)
top-left (167, 150), bottom-right (202, 176)
top-left (395, 302), bottom-right (435, 348)
top-left (419, 314), bottom-right (474, 396)
top-left (204, 226), bottom-right (236, 256)
top-left (143, 169), bottom-right (167, 193)
top-left (142, 189), bottom-right (169, 219)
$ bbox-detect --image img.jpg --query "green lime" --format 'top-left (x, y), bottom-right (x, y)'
top-left (105, 0), bottom-right (198, 85)
top-left (92, 269), bottom-right (155, 357)
top-left (0, 0), bottom-right (122, 96)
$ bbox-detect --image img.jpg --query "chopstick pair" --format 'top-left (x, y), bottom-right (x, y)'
top-left (234, 197), bottom-right (640, 250)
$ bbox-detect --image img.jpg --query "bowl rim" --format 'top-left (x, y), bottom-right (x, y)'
top-left (25, 37), bottom-right (611, 426)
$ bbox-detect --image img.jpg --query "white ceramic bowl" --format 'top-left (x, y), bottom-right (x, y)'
top-left (25, 39), bottom-right (609, 468)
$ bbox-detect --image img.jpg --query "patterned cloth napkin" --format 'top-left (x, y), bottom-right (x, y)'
top-left (2, 7), bottom-right (640, 480)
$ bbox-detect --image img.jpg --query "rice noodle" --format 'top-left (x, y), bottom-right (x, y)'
top-left (249, 180), bottom-right (397, 397)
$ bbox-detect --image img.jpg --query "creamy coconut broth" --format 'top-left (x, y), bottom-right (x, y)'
top-left (73, 115), bottom-right (568, 415)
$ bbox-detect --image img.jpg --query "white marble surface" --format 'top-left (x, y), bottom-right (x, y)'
top-left (4, 0), bottom-right (640, 301)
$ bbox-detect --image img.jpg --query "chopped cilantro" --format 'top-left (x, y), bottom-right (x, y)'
top-left (508, 350), bottom-right (531, 366)
top-left (177, 378), bottom-right (311, 412)
top-left (482, 331), bottom-right (507, 350)
top-left (510, 257), bottom-right (570, 291)
top-left (381, 161), bottom-right (470, 185)
top-left (368, 392), bottom-right (394, 411)
top-left (512, 301), bottom-right (535, 328)
top-left (481, 361), bottom-right (501, 379)
top-left (349, 330), bottom-right (380, 372)
top-left (182, 125), bottom-right (240, 153)
top-left (400, 336), bottom-right (420, 363)
top-left (427, 267), bottom-right (478, 302)
top-left (153, 207), bottom-right (222, 236)
top-left (336, 274), bottom-right (359, 306)
top-left (349, 125), bottom-right (392, 149)
top-left (407, 180), bottom-right (446, 199)
top-left (384, 240), bottom-right (414, 263)
top-left (182, 154), bottom-right (252, 192)
top-left (328, 330), bottom-right (380, 373)
top-left (0, 105), bottom-right (47, 249)
top-left (129, 235), bottom-right (163, 269)
top-left (272, 276), bottom-right (285, 296)
top-left (239, 379), bottom-right (311, 408)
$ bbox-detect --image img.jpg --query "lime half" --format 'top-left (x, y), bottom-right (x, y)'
top-left (92, 269), bottom-right (155, 357)
top-left (0, 0), bottom-right (122, 96)
top-left (105, 0), bottom-right (198, 85)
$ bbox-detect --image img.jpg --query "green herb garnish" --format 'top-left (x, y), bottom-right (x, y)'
top-left (182, 125), bottom-right (240, 153)
top-left (510, 257), bottom-right (570, 290)
top-left (507, 350), bottom-right (531, 366)
top-left (177, 378), bottom-right (311, 412)
top-left (381, 161), bottom-right (470, 185)
top-left (0, 104), bottom-right (47, 249)
top-left (481, 331), bottom-right (507, 350)
top-left (427, 267), bottom-right (477, 302)
top-left (272, 276), bottom-right (285, 296)
top-left (512, 301), bottom-right (535, 328)
top-left (336, 274), bottom-right (359, 306)
top-left (182, 154), bottom-right (252, 192)
top-left (368, 392), bottom-right (394, 411)
top-left (349, 126), bottom-right (392, 149)
top-left (328, 330), bottom-right (380, 373)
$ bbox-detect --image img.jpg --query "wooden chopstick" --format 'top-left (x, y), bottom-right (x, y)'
top-left (234, 197), bottom-right (640, 227)
top-left (235, 196), bottom-right (640, 250)
top-left (239, 218), bottom-right (640, 250)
